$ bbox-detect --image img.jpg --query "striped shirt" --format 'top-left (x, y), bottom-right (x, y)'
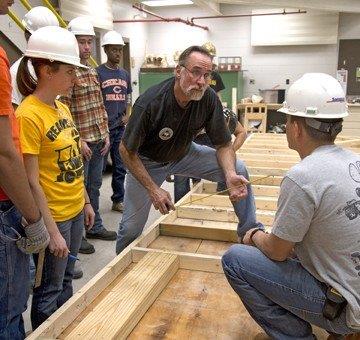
top-left (60, 66), bottom-right (109, 142)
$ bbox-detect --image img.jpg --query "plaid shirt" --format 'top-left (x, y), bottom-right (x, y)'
top-left (60, 66), bottom-right (109, 142)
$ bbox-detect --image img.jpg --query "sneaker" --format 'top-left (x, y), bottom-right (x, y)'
top-left (79, 236), bottom-right (95, 254)
top-left (86, 228), bottom-right (117, 241)
top-left (112, 202), bottom-right (124, 212)
top-left (73, 262), bottom-right (83, 280)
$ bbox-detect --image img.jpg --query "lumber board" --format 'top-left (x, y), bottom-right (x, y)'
top-left (197, 239), bottom-right (235, 256)
top-left (132, 247), bottom-right (223, 273)
top-left (237, 152), bottom-right (299, 161)
top-left (250, 174), bottom-right (283, 186)
top-left (65, 252), bottom-right (179, 339)
top-left (248, 166), bottom-right (288, 176)
top-left (243, 159), bottom-right (297, 168)
top-left (149, 235), bottom-right (202, 253)
top-left (202, 181), bottom-right (280, 197)
top-left (182, 193), bottom-right (278, 211)
top-left (26, 249), bottom-right (133, 340)
top-left (160, 217), bottom-right (238, 242)
top-left (239, 147), bottom-right (297, 155)
top-left (175, 205), bottom-right (275, 225)
top-left (243, 142), bottom-right (291, 149)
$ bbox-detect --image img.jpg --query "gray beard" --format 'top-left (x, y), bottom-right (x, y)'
top-left (185, 88), bottom-right (205, 101)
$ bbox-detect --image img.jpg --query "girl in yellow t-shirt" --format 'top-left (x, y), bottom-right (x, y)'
top-left (15, 26), bottom-right (95, 330)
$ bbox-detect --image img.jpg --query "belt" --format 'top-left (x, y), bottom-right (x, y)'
top-left (87, 138), bottom-right (105, 145)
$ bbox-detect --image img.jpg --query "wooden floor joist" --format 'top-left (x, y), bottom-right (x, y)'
top-left (26, 133), bottom-right (360, 340)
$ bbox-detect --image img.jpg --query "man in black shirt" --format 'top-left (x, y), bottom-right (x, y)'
top-left (116, 46), bottom-right (262, 254)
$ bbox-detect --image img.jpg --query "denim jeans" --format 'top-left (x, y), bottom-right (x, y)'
top-left (31, 211), bottom-right (83, 330)
top-left (222, 245), bottom-right (356, 339)
top-left (108, 126), bottom-right (126, 204)
top-left (173, 133), bottom-right (225, 202)
top-left (0, 201), bottom-right (29, 340)
top-left (84, 141), bottom-right (105, 234)
top-left (116, 142), bottom-right (261, 254)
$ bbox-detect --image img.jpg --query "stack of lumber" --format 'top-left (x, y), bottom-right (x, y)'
top-left (27, 133), bottom-right (360, 340)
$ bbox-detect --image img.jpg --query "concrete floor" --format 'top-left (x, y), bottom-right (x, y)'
top-left (24, 171), bottom-right (175, 334)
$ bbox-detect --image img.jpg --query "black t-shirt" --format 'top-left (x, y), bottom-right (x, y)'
top-left (123, 77), bottom-right (231, 163)
top-left (209, 71), bottom-right (225, 93)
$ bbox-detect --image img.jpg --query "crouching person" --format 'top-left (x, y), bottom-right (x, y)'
top-left (222, 73), bottom-right (360, 339)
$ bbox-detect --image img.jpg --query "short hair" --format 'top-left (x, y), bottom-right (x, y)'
top-left (289, 115), bottom-right (342, 143)
top-left (178, 45), bottom-right (212, 66)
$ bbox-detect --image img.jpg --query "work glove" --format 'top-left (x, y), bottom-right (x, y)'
top-left (16, 217), bottom-right (50, 254)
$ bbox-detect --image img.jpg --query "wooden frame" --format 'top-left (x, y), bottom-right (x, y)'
top-left (26, 133), bottom-right (359, 340)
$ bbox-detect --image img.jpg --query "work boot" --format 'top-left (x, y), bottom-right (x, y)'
top-left (79, 236), bottom-right (95, 254)
top-left (112, 202), bottom-right (124, 212)
top-left (73, 262), bottom-right (83, 280)
top-left (86, 228), bottom-right (117, 241)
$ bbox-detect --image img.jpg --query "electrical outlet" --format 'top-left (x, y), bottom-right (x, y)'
top-left (286, 79), bottom-right (290, 85)
top-left (249, 79), bottom-right (255, 84)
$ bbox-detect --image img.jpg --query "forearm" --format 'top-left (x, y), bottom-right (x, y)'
top-left (29, 181), bottom-right (59, 237)
top-left (0, 151), bottom-right (40, 223)
top-left (120, 142), bottom-right (157, 192)
top-left (232, 132), bottom-right (247, 151)
top-left (252, 231), bottom-right (290, 261)
top-left (216, 143), bottom-right (237, 179)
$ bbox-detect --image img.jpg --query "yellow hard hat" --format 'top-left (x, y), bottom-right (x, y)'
top-left (202, 42), bottom-right (216, 57)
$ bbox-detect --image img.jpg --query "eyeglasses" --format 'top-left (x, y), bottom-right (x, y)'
top-left (181, 65), bottom-right (211, 81)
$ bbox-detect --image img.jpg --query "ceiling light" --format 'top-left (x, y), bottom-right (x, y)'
top-left (141, 0), bottom-right (193, 7)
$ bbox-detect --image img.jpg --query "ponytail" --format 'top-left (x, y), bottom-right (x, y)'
top-left (17, 57), bottom-right (62, 97)
top-left (17, 56), bottom-right (37, 97)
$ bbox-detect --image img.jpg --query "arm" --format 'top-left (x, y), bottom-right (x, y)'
top-left (23, 154), bottom-right (69, 258)
top-left (232, 122), bottom-right (247, 151)
top-left (243, 229), bottom-right (294, 261)
top-left (0, 116), bottom-right (41, 223)
top-left (215, 142), bottom-right (248, 201)
top-left (119, 142), bottom-right (174, 214)
top-left (83, 188), bottom-right (95, 230)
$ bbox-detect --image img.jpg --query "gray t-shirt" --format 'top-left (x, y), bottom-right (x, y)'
top-left (272, 145), bottom-right (360, 330)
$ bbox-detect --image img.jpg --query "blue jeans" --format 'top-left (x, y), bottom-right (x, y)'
top-left (84, 141), bottom-right (105, 234)
top-left (109, 126), bottom-right (126, 203)
top-left (222, 245), bottom-right (356, 339)
top-left (31, 211), bottom-right (83, 330)
top-left (0, 201), bottom-right (29, 340)
top-left (173, 133), bottom-right (225, 202)
top-left (116, 142), bottom-right (261, 254)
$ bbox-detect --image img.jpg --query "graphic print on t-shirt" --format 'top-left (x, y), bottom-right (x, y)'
top-left (350, 251), bottom-right (360, 277)
top-left (46, 118), bottom-right (83, 184)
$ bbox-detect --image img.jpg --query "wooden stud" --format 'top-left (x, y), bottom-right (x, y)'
top-left (65, 252), bottom-right (179, 339)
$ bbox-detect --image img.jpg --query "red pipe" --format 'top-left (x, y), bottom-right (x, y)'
top-left (190, 9), bottom-right (307, 23)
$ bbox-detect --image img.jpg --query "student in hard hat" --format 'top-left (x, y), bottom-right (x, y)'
top-left (222, 73), bottom-right (360, 338)
top-left (61, 17), bottom-right (116, 255)
top-left (15, 26), bottom-right (95, 329)
top-left (0, 1), bottom-right (49, 337)
top-left (10, 6), bottom-right (59, 108)
top-left (97, 30), bottom-right (132, 213)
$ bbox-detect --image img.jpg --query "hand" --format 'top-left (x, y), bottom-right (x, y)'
top-left (16, 217), bottom-right (50, 254)
top-left (100, 136), bottom-right (110, 156)
top-left (242, 228), bottom-right (259, 246)
top-left (149, 187), bottom-right (175, 215)
top-left (121, 115), bottom-right (129, 125)
top-left (48, 231), bottom-right (69, 258)
top-left (81, 141), bottom-right (92, 161)
top-left (226, 174), bottom-right (249, 202)
top-left (84, 203), bottom-right (95, 231)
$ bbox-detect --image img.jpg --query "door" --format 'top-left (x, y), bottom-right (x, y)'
top-left (338, 39), bottom-right (360, 95)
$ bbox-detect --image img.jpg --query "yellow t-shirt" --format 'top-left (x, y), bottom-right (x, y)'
top-left (16, 95), bottom-right (85, 222)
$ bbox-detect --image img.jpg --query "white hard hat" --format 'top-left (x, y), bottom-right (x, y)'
top-left (24, 26), bottom-right (86, 68)
top-left (67, 17), bottom-right (95, 36)
top-left (278, 73), bottom-right (348, 119)
top-left (22, 6), bottom-right (59, 34)
top-left (102, 31), bottom-right (124, 47)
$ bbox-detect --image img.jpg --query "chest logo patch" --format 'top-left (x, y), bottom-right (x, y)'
top-left (159, 127), bottom-right (173, 141)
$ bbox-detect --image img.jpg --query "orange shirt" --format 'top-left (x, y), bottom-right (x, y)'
top-left (0, 47), bottom-right (21, 201)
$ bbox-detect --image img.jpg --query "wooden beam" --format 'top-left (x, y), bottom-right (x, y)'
top-left (183, 194), bottom-right (278, 211)
top-left (336, 138), bottom-right (360, 148)
top-left (173, 206), bottom-right (275, 225)
top-left (239, 147), bottom-right (297, 155)
top-left (237, 153), bottom-right (299, 161)
top-left (192, 0), bottom-right (222, 15)
top-left (250, 174), bottom-right (283, 186)
top-left (27, 250), bottom-right (133, 339)
top-left (65, 252), bottom-right (179, 339)
top-left (248, 166), bottom-right (288, 176)
top-left (160, 217), bottom-right (238, 242)
top-left (202, 182), bottom-right (280, 197)
top-left (132, 247), bottom-right (223, 273)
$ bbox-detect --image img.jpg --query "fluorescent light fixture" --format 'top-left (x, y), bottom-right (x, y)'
top-left (141, 0), bottom-right (193, 7)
